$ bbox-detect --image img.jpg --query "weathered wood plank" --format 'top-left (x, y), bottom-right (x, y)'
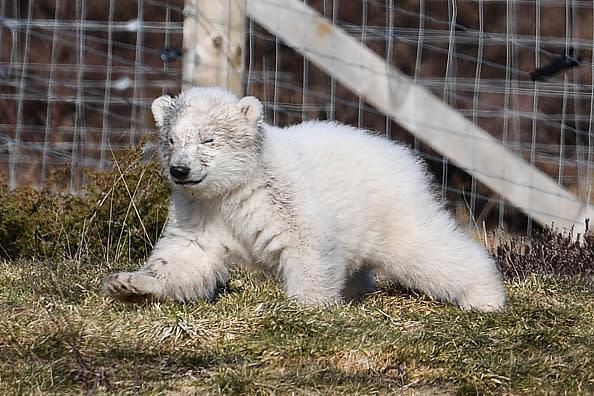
top-left (246, 0), bottom-right (592, 232)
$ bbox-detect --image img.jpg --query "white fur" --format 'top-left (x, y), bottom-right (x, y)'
top-left (103, 87), bottom-right (507, 311)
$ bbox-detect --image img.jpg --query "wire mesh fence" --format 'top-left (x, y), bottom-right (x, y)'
top-left (1, 0), bottom-right (593, 234)
top-left (0, 0), bottom-right (184, 190)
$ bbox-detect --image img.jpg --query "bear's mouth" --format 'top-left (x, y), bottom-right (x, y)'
top-left (175, 176), bottom-right (206, 185)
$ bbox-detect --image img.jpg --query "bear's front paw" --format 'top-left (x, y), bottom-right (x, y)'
top-left (103, 272), bottom-right (162, 304)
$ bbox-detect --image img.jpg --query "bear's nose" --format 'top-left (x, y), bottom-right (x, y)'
top-left (170, 165), bottom-right (190, 180)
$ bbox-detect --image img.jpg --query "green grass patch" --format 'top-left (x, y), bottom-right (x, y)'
top-left (1, 259), bottom-right (593, 395)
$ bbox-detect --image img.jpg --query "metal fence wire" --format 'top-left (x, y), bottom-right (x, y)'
top-left (0, 0), bottom-right (184, 190)
top-left (1, 0), bottom-right (593, 235)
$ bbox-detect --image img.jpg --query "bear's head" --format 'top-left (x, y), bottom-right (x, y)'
top-left (151, 87), bottom-right (264, 198)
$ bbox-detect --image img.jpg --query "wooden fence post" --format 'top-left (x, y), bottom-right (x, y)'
top-left (183, 0), bottom-right (245, 95)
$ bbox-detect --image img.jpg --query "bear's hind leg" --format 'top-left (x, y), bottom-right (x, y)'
top-left (381, 226), bottom-right (506, 311)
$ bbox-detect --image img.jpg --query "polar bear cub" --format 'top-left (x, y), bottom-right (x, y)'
top-left (103, 87), bottom-right (506, 311)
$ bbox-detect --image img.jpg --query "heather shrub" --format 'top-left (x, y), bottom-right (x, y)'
top-left (0, 144), bottom-right (170, 262)
top-left (496, 221), bottom-right (594, 281)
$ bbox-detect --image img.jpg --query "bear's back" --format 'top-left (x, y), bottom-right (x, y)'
top-left (262, 120), bottom-right (428, 200)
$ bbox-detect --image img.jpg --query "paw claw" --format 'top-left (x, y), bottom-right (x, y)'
top-left (103, 272), bottom-right (162, 304)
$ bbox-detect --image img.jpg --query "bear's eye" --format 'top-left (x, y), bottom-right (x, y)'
top-left (169, 138), bottom-right (174, 145)
top-left (202, 138), bottom-right (214, 144)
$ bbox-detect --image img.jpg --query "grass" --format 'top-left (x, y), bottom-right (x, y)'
top-left (1, 258), bottom-right (593, 395)
top-left (1, 148), bottom-right (593, 394)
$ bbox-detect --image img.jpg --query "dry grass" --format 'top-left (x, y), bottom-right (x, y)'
top-left (1, 257), bottom-right (593, 395)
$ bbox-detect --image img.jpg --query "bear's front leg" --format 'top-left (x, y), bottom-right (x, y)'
top-left (281, 248), bottom-right (345, 305)
top-left (103, 271), bottom-right (164, 304)
top-left (103, 234), bottom-right (228, 304)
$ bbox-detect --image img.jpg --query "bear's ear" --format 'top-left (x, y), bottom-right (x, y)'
top-left (237, 96), bottom-right (263, 127)
top-left (151, 95), bottom-right (173, 127)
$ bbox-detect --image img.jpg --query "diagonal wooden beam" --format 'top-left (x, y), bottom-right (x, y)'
top-left (246, 0), bottom-right (593, 232)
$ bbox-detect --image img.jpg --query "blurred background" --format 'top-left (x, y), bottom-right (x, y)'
top-left (1, 0), bottom-right (593, 235)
